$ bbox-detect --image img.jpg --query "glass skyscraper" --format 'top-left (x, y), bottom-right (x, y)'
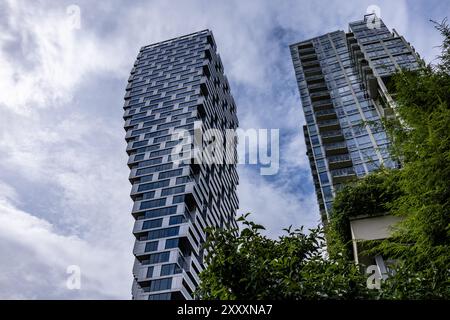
top-left (290, 14), bottom-right (420, 222)
top-left (123, 30), bottom-right (239, 300)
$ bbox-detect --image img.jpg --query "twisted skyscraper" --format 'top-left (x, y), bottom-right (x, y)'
top-left (123, 30), bottom-right (239, 300)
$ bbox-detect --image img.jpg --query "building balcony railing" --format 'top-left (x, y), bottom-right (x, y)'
top-left (328, 154), bottom-right (353, 169)
top-left (305, 74), bottom-right (324, 83)
top-left (315, 109), bottom-right (337, 120)
top-left (298, 46), bottom-right (315, 55)
top-left (301, 60), bottom-right (320, 68)
top-left (307, 82), bottom-right (327, 90)
top-left (312, 100), bottom-right (333, 111)
top-left (320, 129), bottom-right (344, 143)
top-left (318, 119), bottom-right (340, 131)
top-left (331, 167), bottom-right (356, 184)
top-left (303, 68), bottom-right (322, 77)
top-left (311, 93), bottom-right (331, 103)
top-left (299, 52), bottom-right (317, 60)
top-left (324, 142), bottom-right (348, 156)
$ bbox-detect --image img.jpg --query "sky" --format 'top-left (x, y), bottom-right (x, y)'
top-left (0, 0), bottom-right (447, 299)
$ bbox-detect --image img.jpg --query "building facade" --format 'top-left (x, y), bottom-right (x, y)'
top-left (123, 30), bottom-right (239, 300)
top-left (290, 14), bottom-right (420, 222)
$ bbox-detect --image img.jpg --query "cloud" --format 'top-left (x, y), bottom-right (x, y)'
top-left (0, 183), bottom-right (132, 299)
top-left (0, 0), bottom-right (128, 115)
top-left (237, 167), bottom-right (320, 238)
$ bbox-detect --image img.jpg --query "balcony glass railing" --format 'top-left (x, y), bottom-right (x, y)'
top-left (315, 109), bottom-right (336, 117)
top-left (328, 154), bottom-right (352, 163)
top-left (312, 100), bottom-right (332, 107)
top-left (300, 52), bottom-right (317, 60)
top-left (331, 167), bottom-right (355, 177)
top-left (324, 142), bottom-right (347, 151)
top-left (310, 92), bottom-right (330, 99)
top-left (318, 119), bottom-right (339, 127)
top-left (298, 48), bottom-right (315, 55)
top-left (304, 68), bottom-right (322, 76)
top-left (321, 130), bottom-right (343, 138)
top-left (301, 60), bottom-right (320, 67)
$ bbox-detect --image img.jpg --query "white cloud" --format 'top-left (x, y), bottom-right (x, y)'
top-left (0, 0), bottom-right (129, 115)
top-left (237, 168), bottom-right (320, 238)
top-left (0, 185), bottom-right (132, 299)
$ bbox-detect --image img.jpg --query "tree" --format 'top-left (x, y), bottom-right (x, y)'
top-left (325, 168), bottom-right (402, 260)
top-left (196, 214), bottom-right (374, 300)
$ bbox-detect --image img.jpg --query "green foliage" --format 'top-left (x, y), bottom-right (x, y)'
top-left (196, 213), bottom-right (374, 300)
top-left (326, 169), bottom-right (402, 259)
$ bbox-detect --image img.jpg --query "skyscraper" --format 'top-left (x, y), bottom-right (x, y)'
top-left (290, 14), bottom-right (420, 223)
top-left (123, 30), bottom-right (239, 300)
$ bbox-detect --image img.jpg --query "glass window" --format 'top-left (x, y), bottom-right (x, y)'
top-left (322, 186), bottom-right (333, 201)
top-left (319, 172), bottom-right (329, 185)
top-left (316, 159), bottom-right (326, 171)
top-left (165, 238), bottom-right (179, 249)
top-left (169, 215), bottom-right (185, 225)
top-left (143, 218), bottom-right (163, 230)
top-left (357, 135), bottom-right (372, 148)
top-left (143, 206), bottom-right (177, 219)
top-left (172, 195), bottom-right (184, 204)
top-left (160, 263), bottom-right (181, 276)
top-left (313, 146), bottom-right (323, 158)
top-left (140, 198), bottom-right (167, 210)
top-left (354, 164), bottom-right (366, 176)
top-left (148, 226), bottom-right (180, 240)
top-left (147, 251), bottom-right (170, 264)
top-left (150, 278), bottom-right (172, 292)
top-left (144, 241), bottom-right (159, 252)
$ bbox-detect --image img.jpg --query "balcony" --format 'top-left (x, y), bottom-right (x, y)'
top-left (328, 154), bottom-right (353, 169)
top-left (301, 60), bottom-right (320, 68)
top-left (297, 44), bottom-right (314, 55)
top-left (324, 142), bottom-right (348, 156)
top-left (307, 82), bottom-right (327, 91)
top-left (304, 68), bottom-right (322, 77)
top-left (320, 130), bottom-right (344, 143)
top-left (299, 52), bottom-right (317, 60)
top-left (310, 91), bottom-right (331, 103)
top-left (312, 100), bottom-right (333, 111)
top-left (318, 119), bottom-right (340, 131)
top-left (315, 109), bottom-right (337, 121)
top-left (331, 167), bottom-right (356, 184)
top-left (305, 74), bottom-right (325, 84)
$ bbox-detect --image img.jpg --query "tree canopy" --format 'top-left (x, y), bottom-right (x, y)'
top-left (196, 214), bottom-right (373, 300)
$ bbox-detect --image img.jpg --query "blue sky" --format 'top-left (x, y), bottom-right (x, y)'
top-left (0, 0), bottom-right (447, 299)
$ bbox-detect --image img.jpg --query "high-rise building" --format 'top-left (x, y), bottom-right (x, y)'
top-left (290, 14), bottom-right (420, 265)
top-left (123, 30), bottom-right (239, 300)
top-left (290, 14), bottom-right (420, 222)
